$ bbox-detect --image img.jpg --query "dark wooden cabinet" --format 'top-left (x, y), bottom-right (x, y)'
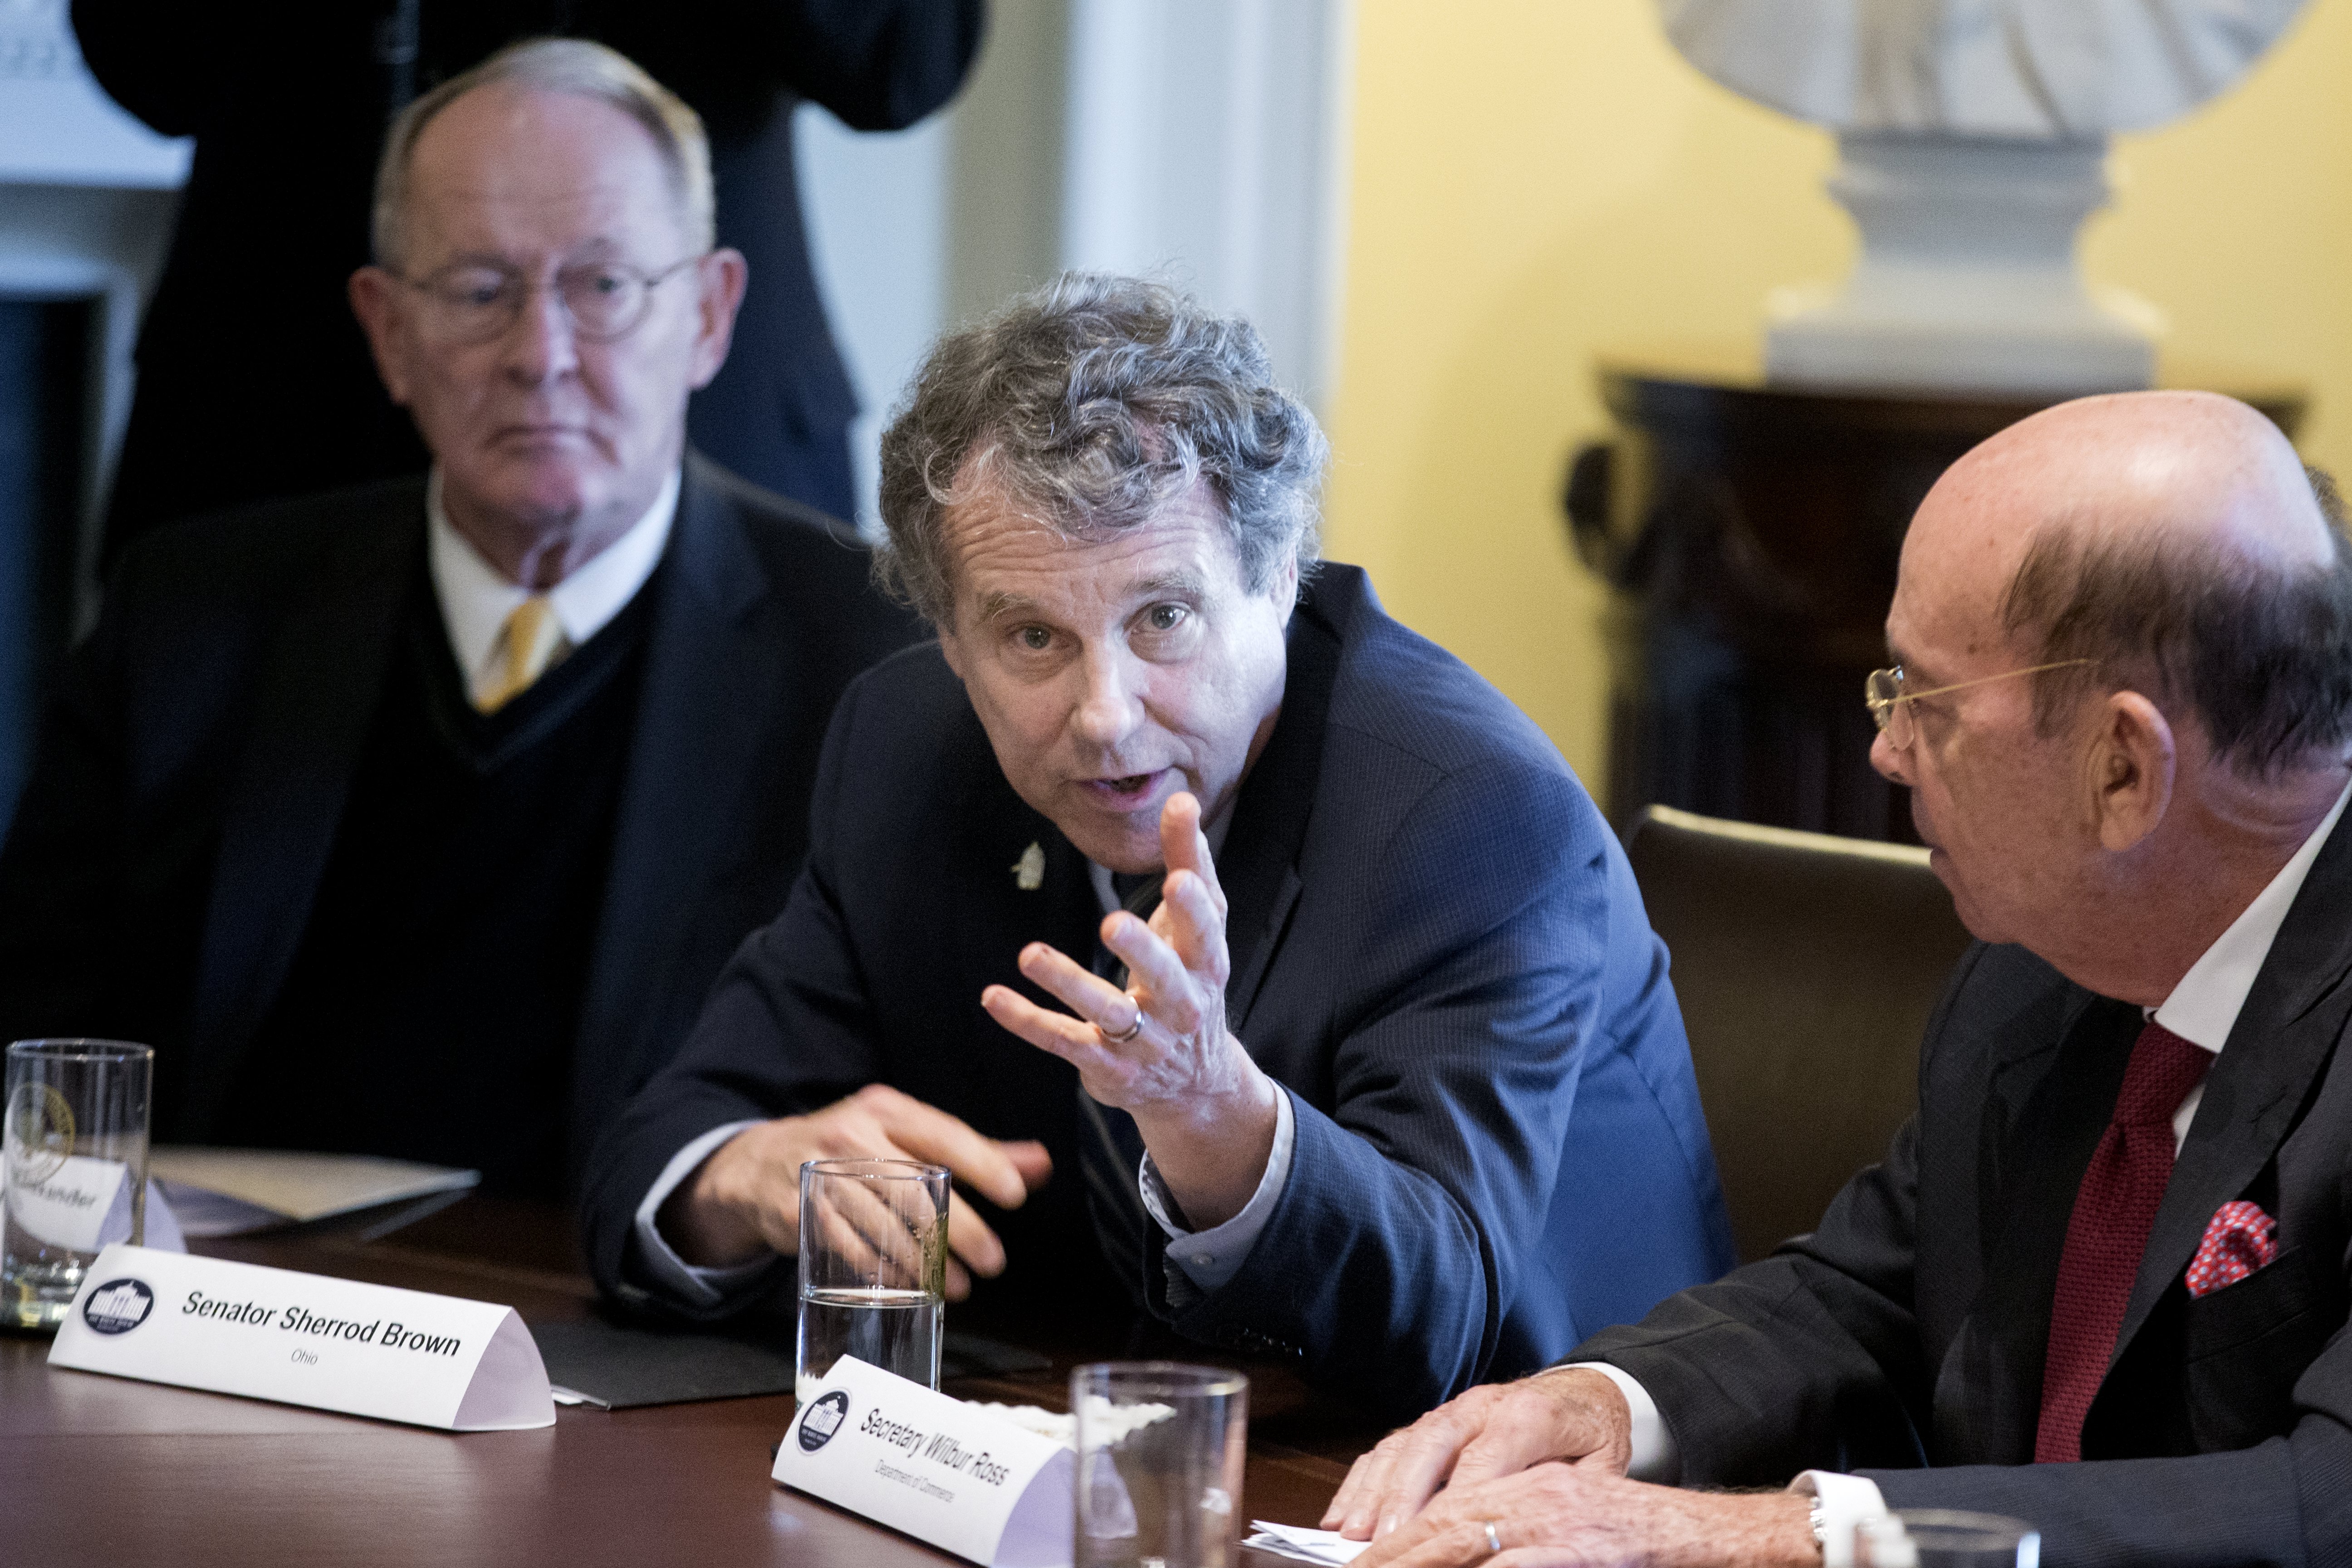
top-left (1565, 346), bottom-right (2306, 842)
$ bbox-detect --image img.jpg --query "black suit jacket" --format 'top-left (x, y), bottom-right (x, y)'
top-left (0, 455), bottom-right (919, 1182)
top-left (583, 565), bottom-right (1735, 1419)
top-left (71, 0), bottom-right (985, 549)
top-left (1575, 810), bottom-right (2352, 1568)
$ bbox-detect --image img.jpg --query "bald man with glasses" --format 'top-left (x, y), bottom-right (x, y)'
top-left (1325, 391), bottom-right (2352, 1568)
top-left (0, 39), bottom-right (915, 1197)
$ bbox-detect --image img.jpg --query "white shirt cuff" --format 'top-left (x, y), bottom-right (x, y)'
top-left (631, 1119), bottom-right (774, 1305)
top-left (1788, 1470), bottom-right (1892, 1568)
top-left (1563, 1361), bottom-right (1678, 1481)
top-left (1137, 1087), bottom-right (1295, 1293)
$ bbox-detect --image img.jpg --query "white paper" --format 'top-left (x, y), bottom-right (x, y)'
top-left (774, 1356), bottom-right (1074, 1568)
top-left (963, 1399), bottom-right (1174, 1451)
top-left (148, 1180), bottom-right (283, 1237)
top-left (7, 1154), bottom-right (131, 1251)
top-left (1, 1159), bottom-right (185, 1252)
top-left (141, 1184), bottom-right (188, 1253)
top-left (147, 1147), bottom-right (480, 1233)
top-left (1245, 1522), bottom-right (1372, 1564)
top-left (46, 1244), bottom-right (554, 1431)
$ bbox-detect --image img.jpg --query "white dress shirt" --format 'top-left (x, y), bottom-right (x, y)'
top-left (630, 817), bottom-right (1296, 1303)
top-left (1581, 778), bottom-right (2352, 1558)
top-left (426, 467), bottom-right (680, 695)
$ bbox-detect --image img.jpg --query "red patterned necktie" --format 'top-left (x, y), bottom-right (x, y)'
top-left (2034, 1019), bottom-right (2212, 1463)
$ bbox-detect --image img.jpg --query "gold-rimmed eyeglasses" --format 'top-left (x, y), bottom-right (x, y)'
top-left (396, 254), bottom-right (706, 346)
top-left (1864, 660), bottom-right (2094, 749)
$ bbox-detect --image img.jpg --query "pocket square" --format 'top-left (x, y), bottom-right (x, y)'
top-left (2185, 1199), bottom-right (2279, 1298)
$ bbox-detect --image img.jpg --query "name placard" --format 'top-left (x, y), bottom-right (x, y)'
top-left (774, 1356), bottom-right (1073, 1568)
top-left (47, 1244), bottom-right (554, 1431)
top-left (8, 1154), bottom-right (135, 1252)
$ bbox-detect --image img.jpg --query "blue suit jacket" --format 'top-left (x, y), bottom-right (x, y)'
top-left (582, 564), bottom-right (1733, 1417)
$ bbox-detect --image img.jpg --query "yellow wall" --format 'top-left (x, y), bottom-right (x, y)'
top-left (1323, 0), bottom-right (2352, 793)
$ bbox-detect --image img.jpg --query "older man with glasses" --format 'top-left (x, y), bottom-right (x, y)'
top-left (1325, 390), bottom-right (2352, 1568)
top-left (0, 39), bottom-right (916, 1198)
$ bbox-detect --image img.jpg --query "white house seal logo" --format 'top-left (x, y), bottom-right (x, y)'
top-left (82, 1278), bottom-right (155, 1335)
top-left (797, 1389), bottom-right (851, 1452)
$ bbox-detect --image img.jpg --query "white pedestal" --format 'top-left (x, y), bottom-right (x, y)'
top-left (1766, 133), bottom-right (2160, 397)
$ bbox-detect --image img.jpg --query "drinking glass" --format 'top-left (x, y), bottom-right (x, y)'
top-left (3, 1039), bottom-right (153, 1331)
top-left (1073, 1362), bottom-right (1248, 1568)
top-left (1866, 1511), bottom-right (2040, 1568)
top-left (794, 1157), bottom-right (948, 1402)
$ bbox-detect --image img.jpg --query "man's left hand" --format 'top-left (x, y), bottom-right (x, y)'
top-left (1350, 1462), bottom-right (1818, 1568)
top-left (980, 791), bottom-right (1280, 1230)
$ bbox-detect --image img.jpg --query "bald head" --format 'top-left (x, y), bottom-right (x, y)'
top-left (1895, 391), bottom-right (2352, 776)
top-left (1874, 393), bottom-right (2352, 995)
top-left (1914, 390), bottom-right (2329, 593)
top-left (372, 37), bottom-right (713, 275)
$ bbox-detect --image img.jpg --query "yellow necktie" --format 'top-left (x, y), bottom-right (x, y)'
top-left (474, 596), bottom-right (567, 713)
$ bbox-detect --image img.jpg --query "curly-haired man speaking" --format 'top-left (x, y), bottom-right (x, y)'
top-left (581, 274), bottom-right (1734, 1415)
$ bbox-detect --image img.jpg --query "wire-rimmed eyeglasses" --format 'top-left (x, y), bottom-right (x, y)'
top-left (1864, 660), bottom-right (2094, 749)
top-left (396, 254), bottom-right (706, 345)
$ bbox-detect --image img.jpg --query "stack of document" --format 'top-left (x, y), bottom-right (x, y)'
top-left (147, 1147), bottom-right (480, 1239)
top-left (1245, 1523), bottom-right (1370, 1563)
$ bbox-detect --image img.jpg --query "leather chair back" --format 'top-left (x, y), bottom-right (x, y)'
top-left (1625, 805), bottom-right (1974, 1263)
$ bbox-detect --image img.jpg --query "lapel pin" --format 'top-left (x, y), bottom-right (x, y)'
top-left (1012, 842), bottom-right (1045, 892)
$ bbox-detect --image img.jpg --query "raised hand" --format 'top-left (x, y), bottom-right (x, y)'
top-left (979, 790), bottom-right (1280, 1230)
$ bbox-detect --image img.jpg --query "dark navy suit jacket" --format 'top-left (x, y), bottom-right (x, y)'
top-left (583, 564), bottom-right (1734, 1418)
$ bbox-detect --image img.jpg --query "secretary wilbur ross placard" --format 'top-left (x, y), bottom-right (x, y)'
top-left (775, 1356), bottom-right (1074, 1567)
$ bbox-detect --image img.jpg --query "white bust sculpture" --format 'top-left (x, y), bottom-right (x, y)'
top-left (1663, 0), bottom-right (2305, 138)
top-left (1656, 0), bottom-right (2309, 391)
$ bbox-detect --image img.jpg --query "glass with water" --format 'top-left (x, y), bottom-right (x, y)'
top-left (3, 1039), bottom-right (153, 1331)
top-left (1073, 1362), bottom-right (1249, 1568)
top-left (794, 1157), bottom-right (948, 1402)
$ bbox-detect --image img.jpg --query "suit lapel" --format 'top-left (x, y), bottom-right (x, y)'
top-left (1947, 990), bottom-right (2141, 1462)
top-left (947, 742), bottom-right (1101, 1132)
top-left (957, 768), bottom-right (1101, 1007)
top-left (180, 496), bottom-right (421, 1134)
top-left (1217, 578), bottom-right (1345, 1028)
top-left (575, 462), bottom-right (789, 1102)
top-left (2110, 808), bottom-right (2352, 1365)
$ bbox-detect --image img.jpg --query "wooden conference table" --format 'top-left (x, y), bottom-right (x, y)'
top-left (0, 1198), bottom-right (1383, 1566)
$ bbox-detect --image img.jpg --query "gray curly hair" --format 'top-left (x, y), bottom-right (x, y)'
top-left (876, 273), bottom-right (1329, 626)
